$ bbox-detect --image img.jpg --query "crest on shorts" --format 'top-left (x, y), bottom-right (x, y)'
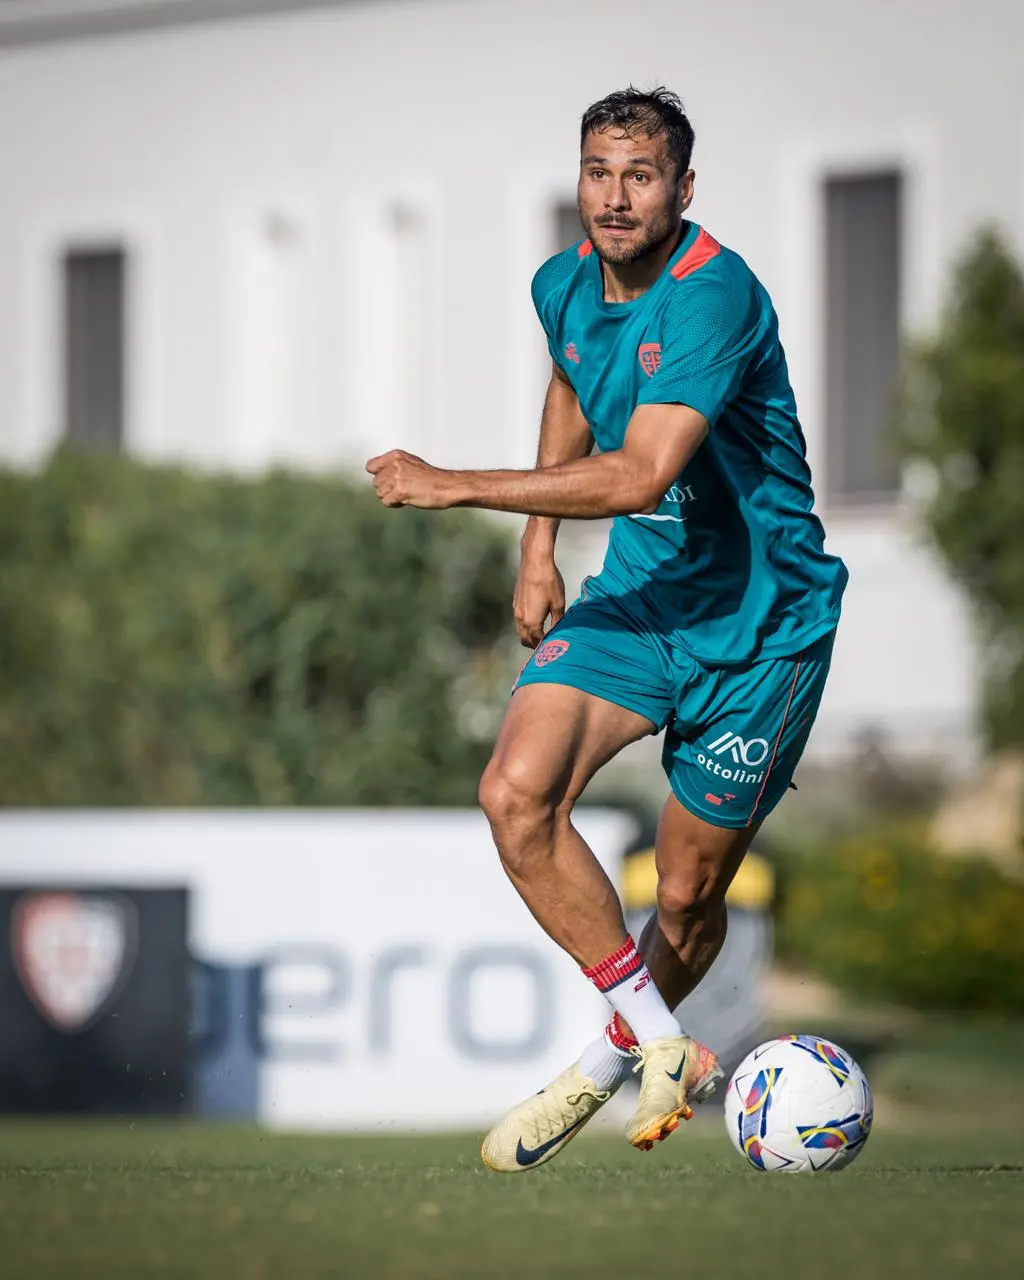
top-left (534, 638), bottom-right (570, 667)
top-left (12, 892), bottom-right (138, 1033)
top-left (638, 343), bottom-right (662, 377)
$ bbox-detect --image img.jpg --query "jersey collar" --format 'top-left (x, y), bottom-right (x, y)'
top-left (587, 221), bottom-right (701, 314)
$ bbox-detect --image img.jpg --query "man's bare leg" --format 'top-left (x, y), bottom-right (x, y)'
top-left (480, 686), bottom-right (722, 1169)
top-left (482, 684), bottom-right (689, 1049)
top-left (631, 794), bottom-right (761, 1016)
top-left (580, 794), bottom-right (760, 1075)
top-left (478, 682), bottom-right (654, 966)
top-left (561, 797), bottom-right (754, 1145)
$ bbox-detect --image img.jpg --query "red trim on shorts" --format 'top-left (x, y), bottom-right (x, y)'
top-left (746, 656), bottom-right (803, 827)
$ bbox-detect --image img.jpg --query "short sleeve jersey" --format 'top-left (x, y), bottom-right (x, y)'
top-left (531, 221), bottom-right (848, 667)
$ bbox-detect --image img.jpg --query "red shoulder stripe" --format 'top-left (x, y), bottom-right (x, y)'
top-left (671, 227), bottom-right (721, 280)
top-left (578, 239), bottom-right (593, 257)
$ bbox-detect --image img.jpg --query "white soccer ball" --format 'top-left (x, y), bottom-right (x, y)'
top-left (723, 1034), bottom-right (873, 1172)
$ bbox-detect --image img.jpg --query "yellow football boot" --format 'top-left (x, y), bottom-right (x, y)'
top-left (625, 1034), bottom-right (723, 1151)
top-left (481, 1063), bottom-right (616, 1173)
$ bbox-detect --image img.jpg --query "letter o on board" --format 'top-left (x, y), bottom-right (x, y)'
top-left (447, 946), bottom-right (553, 1063)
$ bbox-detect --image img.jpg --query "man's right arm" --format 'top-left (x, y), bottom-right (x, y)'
top-left (514, 361), bottom-right (593, 647)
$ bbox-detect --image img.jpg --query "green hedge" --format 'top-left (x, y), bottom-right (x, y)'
top-left (775, 825), bottom-right (1024, 1014)
top-left (0, 452), bottom-right (515, 805)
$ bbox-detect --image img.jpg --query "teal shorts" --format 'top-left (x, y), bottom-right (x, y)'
top-left (513, 579), bottom-right (835, 829)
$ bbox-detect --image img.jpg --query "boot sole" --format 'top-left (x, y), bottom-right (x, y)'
top-left (630, 1060), bottom-right (725, 1151)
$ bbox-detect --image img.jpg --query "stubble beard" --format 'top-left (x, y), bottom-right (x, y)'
top-left (585, 208), bottom-right (681, 268)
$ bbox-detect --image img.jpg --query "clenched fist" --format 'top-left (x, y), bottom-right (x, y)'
top-left (513, 554), bottom-right (566, 648)
top-left (366, 450), bottom-right (454, 509)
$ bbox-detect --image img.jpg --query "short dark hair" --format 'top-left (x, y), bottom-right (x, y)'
top-left (580, 86), bottom-right (695, 177)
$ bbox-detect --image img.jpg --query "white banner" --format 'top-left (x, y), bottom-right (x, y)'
top-left (0, 808), bottom-right (636, 1130)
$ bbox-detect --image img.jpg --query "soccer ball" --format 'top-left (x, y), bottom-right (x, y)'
top-left (723, 1034), bottom-right (873, 1172)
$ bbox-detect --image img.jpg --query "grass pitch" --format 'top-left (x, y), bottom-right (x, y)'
top-left (0, 1118), bottom-right (1021, 1279)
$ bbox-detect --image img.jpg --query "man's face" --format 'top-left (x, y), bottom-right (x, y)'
top-left (577, 128), bottom-right (694, 267)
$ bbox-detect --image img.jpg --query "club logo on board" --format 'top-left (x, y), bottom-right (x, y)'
top-left (11, 892), bottom-right (138, 1033)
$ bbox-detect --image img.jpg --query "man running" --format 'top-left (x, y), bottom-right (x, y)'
top-left (367, 86), bottom-right (847, 1171)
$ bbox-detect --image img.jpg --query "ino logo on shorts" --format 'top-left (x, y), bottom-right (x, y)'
top-left (697, 730), bottom-right (771, 784)
top-left (534, 638), bottom-right (570, 667)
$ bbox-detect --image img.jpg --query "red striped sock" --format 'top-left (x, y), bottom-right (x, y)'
top-left (582, 936), bottom-right (680, 1045)
top-left (605, 1012), bottom-right (638, 1051)
top-left (581, 937), bottom-right (645, 993)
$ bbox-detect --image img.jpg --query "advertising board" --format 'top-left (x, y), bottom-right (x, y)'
top-left (0, 809), bottom-right (635, 1129)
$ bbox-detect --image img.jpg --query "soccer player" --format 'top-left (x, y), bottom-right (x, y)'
top-left (367, 87), bottom-right (847, 1171)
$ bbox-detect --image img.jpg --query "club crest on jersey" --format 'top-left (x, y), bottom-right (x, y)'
top-left (12, 891), bottom-right (138, 1033)
top-left (638, 342), bottom-right (661, 377)
top-left (534, 638), bottom-right (570, 667)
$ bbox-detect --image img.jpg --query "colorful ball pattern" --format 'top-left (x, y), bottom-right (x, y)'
top-left (723, 1034), bottom-right (873, 1172)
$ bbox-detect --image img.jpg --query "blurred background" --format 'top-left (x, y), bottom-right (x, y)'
top-left (0, 0), bottom-right (1022, 1147)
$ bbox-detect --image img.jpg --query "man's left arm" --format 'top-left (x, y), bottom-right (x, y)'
top-left (366, 403), bottom-right (709, 518)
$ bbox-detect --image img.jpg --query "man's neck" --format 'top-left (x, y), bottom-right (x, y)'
top-left (600, 223), bottom-right (686, 304)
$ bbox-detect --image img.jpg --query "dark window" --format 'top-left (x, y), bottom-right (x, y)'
top-left (553, 201), bottom-right (583, 254)
top-left (64, 247), bottom-right (125, 449)
top-left (824, 172), bottom-right (902, 502)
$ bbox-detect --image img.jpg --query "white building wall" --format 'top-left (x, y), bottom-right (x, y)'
top-left (1, 0), bottom-right (1020, 759)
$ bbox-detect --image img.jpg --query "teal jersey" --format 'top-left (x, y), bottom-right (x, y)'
top-left (531, 221), bottom-right (848, 667)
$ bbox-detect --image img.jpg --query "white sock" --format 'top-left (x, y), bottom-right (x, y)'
top-left (579, 1030), bottom-right (635, 1090)
top-left (581, 936), bottom-right (680, 1045)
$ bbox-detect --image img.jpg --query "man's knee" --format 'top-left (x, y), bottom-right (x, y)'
top-left (479, 754), bottom-right (543, 825)
top-left (478, 752), bottom-right (566, 871)
top-left (656, 851), bottom-right (727, 947)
